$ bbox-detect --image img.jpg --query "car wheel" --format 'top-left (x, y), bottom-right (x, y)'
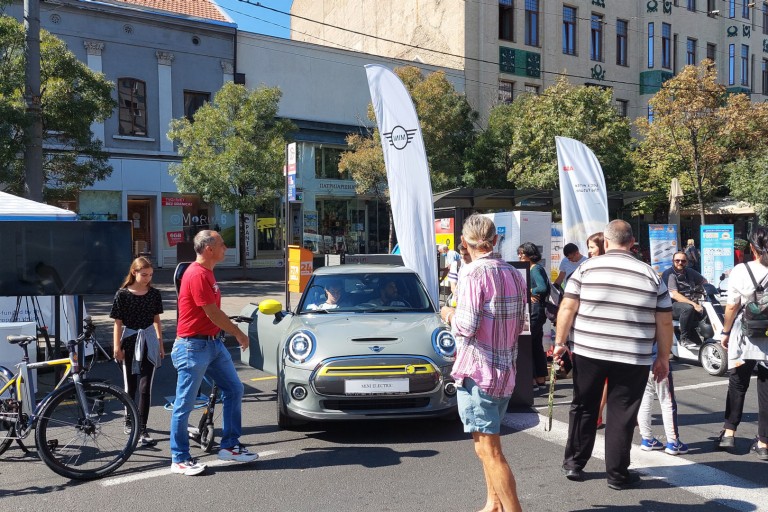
top-left (699, 342), bottom-right (728, 377)
top-left (276, 374), bottom-right (301, 430)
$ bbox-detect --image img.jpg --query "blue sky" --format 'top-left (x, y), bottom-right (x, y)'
top-left (215, 0), bottom-right (292, 38)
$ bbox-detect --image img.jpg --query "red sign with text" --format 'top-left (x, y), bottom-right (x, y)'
top-left (162, 197), bottom-right (193, 207)
top-left (166, 231), bottom-right (184, 247)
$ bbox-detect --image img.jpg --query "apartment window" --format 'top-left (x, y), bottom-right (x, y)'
top-left (673, 34), bottom-right (679, 73)
top-left (591, 14), bottom-right (604, 61)
top-left (616, 19), bottom-right (628, 66)
top-left (563, 6), bottom-right (577, 55)
top-left (662, 23), bottom-right (672, 69)
top-left (315, 147), bottom-right (349, 180)
top-left (729, 44), bottom-right (736, 85)
top-left (648, 23), bottom-right (655, 68)
top-left (686, 38), bottom-right (697, 66)
top-left (525, 0), bottom-right (539, 47)
top-left (707, 0), bottom-right (717, 17)
top-left (118, 78), bottom-right (147, 136)
top-left (743, 0), bottom-right (750, 19)
top-left (498, 80), bottom-right (514, 103)
top-left (615, 99), bottom-right (629, 117)
top-left (647, 105), bottom-right (654, 123)
top-left (729, 0), bottom-right (735, 18)
top-left (499, 0), bottom-right (514, 42)
top-left (742, 44), bottom-right (750, 86)
top-left (762, 59), bottom-right (768, 95)
top-left (707, 42), bottom-right (717, 63)
top-left (764, 3), bottom-right (768, 35)
top-left (183, 91), bottom-right (210, 122)
top-left (524, 84), bottom-right (539, 94)
top-left (687, 0), bottom-right (696, 12)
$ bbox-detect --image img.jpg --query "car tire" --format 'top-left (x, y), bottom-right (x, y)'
top-left (276, 374), bottom-right (301, 430)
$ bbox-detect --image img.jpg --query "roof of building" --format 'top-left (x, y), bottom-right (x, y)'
top-left (99, 0), bottom-right (231, 23)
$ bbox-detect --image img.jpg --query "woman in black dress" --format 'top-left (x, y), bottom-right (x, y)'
top-left (110, 257), bottom-right (164, 446)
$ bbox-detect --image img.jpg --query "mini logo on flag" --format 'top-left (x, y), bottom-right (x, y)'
top-left (383, 126), bottom-right (417, 150)
top-left (562, 165), bottom-right (574, 171)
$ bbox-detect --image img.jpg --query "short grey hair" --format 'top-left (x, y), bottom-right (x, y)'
top-left (194, 230), bottom-right (217, 255)
top-left (604, 220), bottom-right (633, 247)
top-left (462, 214), bottom-right (496, 252)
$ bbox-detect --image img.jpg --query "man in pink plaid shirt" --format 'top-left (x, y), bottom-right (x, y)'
top-left (440, 214), bottom-right (527, 512)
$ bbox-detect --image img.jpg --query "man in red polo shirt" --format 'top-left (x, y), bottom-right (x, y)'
top-left (169, 230), bottom-right (256, 476)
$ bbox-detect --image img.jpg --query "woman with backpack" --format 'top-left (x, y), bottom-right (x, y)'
top-left (716, 227), bottom-right (768, 461)
top-left (518, 242), bottom-right (549, 391)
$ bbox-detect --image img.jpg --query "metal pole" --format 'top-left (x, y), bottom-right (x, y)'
top-left (284, 144), bottom-right (290, 310)
top-left (24, 0), bottom-right (44, 201)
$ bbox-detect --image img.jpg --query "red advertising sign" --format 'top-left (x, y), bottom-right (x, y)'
top-left (166, 231), bottom-right (184, 247)
top-left (162, 197), bottom-right (193, 207)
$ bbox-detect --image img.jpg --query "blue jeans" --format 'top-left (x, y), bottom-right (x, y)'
top-left (170, 337), bottom-right (244, 463)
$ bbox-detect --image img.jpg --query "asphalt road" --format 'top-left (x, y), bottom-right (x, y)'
top-left (1, 272), bottom-right (766, 511)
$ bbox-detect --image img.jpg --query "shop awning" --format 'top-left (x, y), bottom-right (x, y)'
top-left (432, 188), bottom-right (649, 210)
top-left (681, 198), bottom-right (755, 216)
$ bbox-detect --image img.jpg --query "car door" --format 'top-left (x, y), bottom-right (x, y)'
top-left (238, 302), bottom-right (287, 376)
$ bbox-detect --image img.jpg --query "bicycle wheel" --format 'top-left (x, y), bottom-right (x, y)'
top-left (196, 407), bottom-right (217, 453)
top-left (0, 373), bottom-right (15, 456)
top-left (35, 380), bottom-right (140, 480)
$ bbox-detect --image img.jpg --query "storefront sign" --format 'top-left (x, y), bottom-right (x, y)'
top-left (700, 224), bottom-right (734, 285)
top-left (244, 214), bottom-right (255, 260)
top-left (317, 180), bottom-right (357, 196)
top-left (166, 231), bottom-right (184, 247)
top-left (649, 224), bottom-right (679, 276)
top-left (162, 197), bottom-right (193, 207)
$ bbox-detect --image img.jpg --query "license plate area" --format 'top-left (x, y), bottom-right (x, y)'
top-left (344, 378), bottom-right (409, 395)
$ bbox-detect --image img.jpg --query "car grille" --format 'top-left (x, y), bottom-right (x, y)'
top-left (311, 355), bottom-right (441, 396)
top-left (321, 398), bottom-right (431, 411)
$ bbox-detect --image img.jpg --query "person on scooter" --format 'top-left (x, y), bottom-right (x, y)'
top-left (661, 251), bottom-right (707, 349)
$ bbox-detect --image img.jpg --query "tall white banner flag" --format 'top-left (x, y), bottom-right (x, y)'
top-left (556, 136), bottom-right (609, 255)
top-left (365, 64), bottom-right (438, 305)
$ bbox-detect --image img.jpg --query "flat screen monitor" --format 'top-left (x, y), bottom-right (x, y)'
top-left (0, 221), bottom-right (132, 296)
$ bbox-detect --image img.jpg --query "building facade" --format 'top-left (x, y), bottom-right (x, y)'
top-left (291, 0), bottom-right (768, 124)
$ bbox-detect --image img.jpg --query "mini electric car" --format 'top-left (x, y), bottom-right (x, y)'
top-left (239, 264), bottom-right (457, 428)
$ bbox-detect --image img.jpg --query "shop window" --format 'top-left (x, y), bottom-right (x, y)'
top-left (118, 78), bottom-right (147, 136)
top-left (315, 146), bottom-right (350, 180)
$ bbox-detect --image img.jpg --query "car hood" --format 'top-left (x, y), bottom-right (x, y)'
top-left (291, 312), bottom-right (446, 358)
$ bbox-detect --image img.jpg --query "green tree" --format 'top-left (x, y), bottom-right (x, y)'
top-left (634, 60), bottom-right (768, 224)
top-left (727, 153), bottom-right (768, 224)
top-left (468, 77), bottom-right (634, 191)
top-left (168, 82), bottom-right (294, 270)
top-left (397, 66), bottom-right (478, 191)
top-left (0, 13), bottom-right (115, 198)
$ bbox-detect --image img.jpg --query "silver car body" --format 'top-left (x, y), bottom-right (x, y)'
top-left (239, 264), bottom-right (457, 427)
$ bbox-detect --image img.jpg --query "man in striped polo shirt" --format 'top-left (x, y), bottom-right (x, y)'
top-left (552, 219), bottom-right (673, 490)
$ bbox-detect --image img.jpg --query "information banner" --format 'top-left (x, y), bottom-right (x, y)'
top-left (700, 224), bottom-right (735, 285)
top-left (287, 245), bottom-right (312, 293)
top-left (551, 223), bottom-right (563, 282)
top-left (649, 224), bottom-right (679, 276)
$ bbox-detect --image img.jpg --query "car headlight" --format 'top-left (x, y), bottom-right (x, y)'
top-left (432, 328), bottom-right (456, 359)
top-left (286, 330), bottom-right (316, 363)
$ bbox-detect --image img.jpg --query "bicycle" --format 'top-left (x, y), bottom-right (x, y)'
top-left (175, 315), bottom-right (254, 454)
top-left (0, 316), bottom-right (140, 480)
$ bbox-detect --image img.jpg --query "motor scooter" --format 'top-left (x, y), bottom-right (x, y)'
top-left (670, 280), bottom-right (728, 376)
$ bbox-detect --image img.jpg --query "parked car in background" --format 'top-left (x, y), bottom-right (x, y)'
top-left (239, 264), bottom-right (457, 428)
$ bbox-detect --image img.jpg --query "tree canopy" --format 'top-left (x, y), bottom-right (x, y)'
top-left (0, 13), bottom-right (115, 198)
top-left (634, 60), bottom-right (768, 223)
top-left (467, 77), bottom-right (634, 191)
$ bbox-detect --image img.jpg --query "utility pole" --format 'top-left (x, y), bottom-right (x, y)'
top-left (24, 0), bottom-right (44, 202)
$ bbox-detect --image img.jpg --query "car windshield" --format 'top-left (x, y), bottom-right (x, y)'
top-left (298, 272), bottom-right (435, 314)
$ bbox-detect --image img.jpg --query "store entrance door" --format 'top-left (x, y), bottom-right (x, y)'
top-left (128, 197), bottom-right (153, 261)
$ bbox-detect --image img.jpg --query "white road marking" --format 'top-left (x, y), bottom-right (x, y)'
top-left (675, 375), bottom-right (755, 392)
top-left (504, 412), bottom-right (767, 512)
top-left (101, 449), bottom-right (281, 486)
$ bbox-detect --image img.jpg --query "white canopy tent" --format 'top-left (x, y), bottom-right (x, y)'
top-left (0, 191), bottom-right (77, 221)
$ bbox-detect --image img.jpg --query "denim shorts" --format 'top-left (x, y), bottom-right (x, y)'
top-left (456, 378), bottom-right (511, 434)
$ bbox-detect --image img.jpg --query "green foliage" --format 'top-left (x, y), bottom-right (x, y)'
top-left (167, 82), bottom-right (295, 213)
top-left (727, 153), bottom-right (768, 224)
top-left (468, 77), bottom-right (633, 191)
top-left (0, 15), bottom-right (115, 196)
top-left (634, 60), bottom-right (768, 222)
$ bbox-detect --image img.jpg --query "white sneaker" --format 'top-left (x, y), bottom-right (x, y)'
top-left (170, 458), bottom-right (207, 476)
top-left (218, 444), bottom-right (258, 463)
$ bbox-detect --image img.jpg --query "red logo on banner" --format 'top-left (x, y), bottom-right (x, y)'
top-left (167, 231), bottom-right (184, 247)
top-left (162, 197), bottom-right (193, 207)
top-left (562, 165), bottom-right (574, 171)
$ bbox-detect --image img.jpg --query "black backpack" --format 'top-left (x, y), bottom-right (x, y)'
top-left (740, 264), bottom-right (768, 340)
